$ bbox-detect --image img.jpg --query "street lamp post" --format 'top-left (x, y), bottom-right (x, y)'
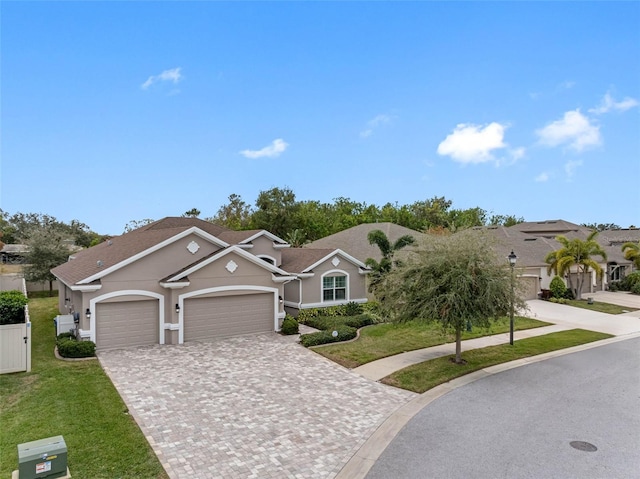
top-left (508, 251), bottom-right (517, 345)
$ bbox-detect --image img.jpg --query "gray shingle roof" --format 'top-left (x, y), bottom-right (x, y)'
top-left (280, 248), bottom-right (337, 273)
top-left (305, 222), bottom-right (426, 263)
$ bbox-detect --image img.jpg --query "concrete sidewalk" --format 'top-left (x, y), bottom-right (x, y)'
top-left (352, 324), bottom-right (571, 381)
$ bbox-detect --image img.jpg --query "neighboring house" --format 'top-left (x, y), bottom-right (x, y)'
top-left (0, 244), bottom-right (28, 264)
top-left (51, 217), bottom-right (369, 350)
top-left (306, 220), bottom-right (639, 301)
top-left (487, 220), bottom-right (640, 298)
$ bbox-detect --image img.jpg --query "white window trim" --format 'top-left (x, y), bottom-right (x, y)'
top-left (321, 269), bottom-right (349, 303)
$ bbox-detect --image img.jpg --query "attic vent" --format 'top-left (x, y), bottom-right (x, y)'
top-left (107, 240), bottom-right (112, 246)
top-left (97, 260), bottom-right (104, 267)
top-left (69, 255), bottom-right (76, 260)
top-left (524, 238), bottom-right (537, 241)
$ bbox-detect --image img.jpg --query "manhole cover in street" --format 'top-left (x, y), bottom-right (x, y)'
top-left (570, 441), bottom-right (597, 452)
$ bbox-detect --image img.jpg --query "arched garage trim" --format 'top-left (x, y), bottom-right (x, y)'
top-left (89, 290), bottom-right (166, 344)
top-left (177, 285), bottom-right (279, 344)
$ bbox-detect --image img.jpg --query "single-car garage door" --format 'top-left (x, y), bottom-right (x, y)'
top-left (520, 277), bottom-right (539, 300)
top-left (96, 300), bottom-right (159, 350)
top-left (184, 293), bottom-right (273, 342)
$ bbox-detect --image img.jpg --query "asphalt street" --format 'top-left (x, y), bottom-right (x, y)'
top-left (366, 337), bottom-right (640, 479)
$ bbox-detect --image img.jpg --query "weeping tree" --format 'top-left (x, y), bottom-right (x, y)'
top-left (365, 229), bottom-right (415, 293)
top-left (379, 230), bottom-right (526, 364)
top-left (545, 231), bottom-right (607, 300)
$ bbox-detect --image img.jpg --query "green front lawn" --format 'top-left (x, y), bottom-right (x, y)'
top-left (314, 316), bottom-right (551, 368)
top-left (381, 329), bottom-right (612, 393)
top-left (0, 297), bottom-right (168, 479)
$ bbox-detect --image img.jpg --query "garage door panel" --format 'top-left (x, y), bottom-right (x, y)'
top-left (184, 293), bottom-right (273, 342)
top-left (96, 300), bottom-right (159, 350)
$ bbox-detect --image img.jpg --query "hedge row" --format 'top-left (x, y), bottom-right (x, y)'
top-left (299, 325), bottom-right (357, 347)
top-left (56, 332), bottom-right (96, 358)
top-left (0, 290), bottom-right (28, 325)
top-left (302, 313), bottom-right (375, 332)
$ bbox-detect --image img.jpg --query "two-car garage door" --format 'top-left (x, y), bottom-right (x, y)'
top-left (183, 293), bottom-right (273, 342)
top-left (94, 292), bottom-right (273, 349)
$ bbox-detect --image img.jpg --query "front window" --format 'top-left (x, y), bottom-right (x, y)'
top-left (323, 276), bottom-right (346, 301)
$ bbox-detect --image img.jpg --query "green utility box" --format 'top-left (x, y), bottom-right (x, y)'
top-left (17, 436), bottom-right (68, 479)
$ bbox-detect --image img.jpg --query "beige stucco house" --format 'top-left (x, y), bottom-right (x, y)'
top-left (51, 217), bottom-right (369, 350)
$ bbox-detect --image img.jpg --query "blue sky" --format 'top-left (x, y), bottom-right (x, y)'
top-left (2, 1), bottom-right (639, 235)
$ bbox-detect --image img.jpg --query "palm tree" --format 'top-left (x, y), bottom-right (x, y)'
top-left (365, 229), bottom-right (415, 292)
top-left (544, 231), bottom-right (607, 300)
top-left (622, 240), bottom-right (640, 269)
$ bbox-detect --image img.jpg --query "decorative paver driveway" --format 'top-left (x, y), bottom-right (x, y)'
top-left (98, 334), bottom-right (415, 479)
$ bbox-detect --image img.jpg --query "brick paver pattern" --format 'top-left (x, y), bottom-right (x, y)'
top-left (99, 334), bottom-right (415, 479)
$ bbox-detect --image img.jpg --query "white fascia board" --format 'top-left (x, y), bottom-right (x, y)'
top-left (273, 243), bottom-right (291, 249)
top-left (359, 268), bottom-right (371, 275)
top-left (237, 244), bottom-right (254, 249)
top-left (239, 230), bottom-right (288, 245)
top-left (70, 284), bottom-right (102, 292)
top-left (302, 249), bottom-right (367, 273)
top-left (271, 274), bottom-right (297, 283)
top-left (78, 227), bottom-right (229, 285)
top-left (159, 281), bottom-right (191, 289)
top-left (296, 272), bottom-right (315, 279)
top-left (168, 245), bottom-right (289, 282)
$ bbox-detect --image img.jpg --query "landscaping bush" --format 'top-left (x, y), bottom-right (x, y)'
top-left (631, 282), bottom-right (640, 295)
top-left (57, 331), bottom-right (76, 341)
top-left (0, 290), bottom-right (28, 325)
top-left (608, 281), bottom-right (620, 292)
top-left (57, 337), bottom-right (96, 358)
top-left (299, 325), bottom-right (357, 347)
top-left (623, 271), bottom-right (640, 291)
top-left (297, 302), bottom-right (379, 324)
top-left (342, 314), bottom-right (375, 329)
top-left (549, 276), bottom-right (567, 299)
top-left (343, 301), bottom-right (363, 316)
top-left (280, 316), bottom-right (299, 335)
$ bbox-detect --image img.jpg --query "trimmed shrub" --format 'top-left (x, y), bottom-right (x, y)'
top-left (549, 276), bottom-right (566, 299)
top-left (343, 301), bottom-right (363, 316)
top-left (280, 316), bottom-right (299, 335)
top-left (631, 282), bottom-right (640, 295)
top-left (0, 290), bottom-right (28, 325)
top-left (57, 338), bottom-right (96, 358)
top-left (57, 331), bottom-right (76, 341)
top-left (299, 325), bottom-right (357, 347)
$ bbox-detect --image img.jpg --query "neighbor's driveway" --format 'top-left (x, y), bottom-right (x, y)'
top-left (98, 334), bottom-right (415, 479)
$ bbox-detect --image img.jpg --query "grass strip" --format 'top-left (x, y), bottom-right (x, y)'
top-left (564, 299), bottom-right (637, 315)
top-left (314, 316), bottom-right (550, 368)
top-left (0, 297), bottom-right (168, 479)
top-left (381, 329), bottom-right (612, 393)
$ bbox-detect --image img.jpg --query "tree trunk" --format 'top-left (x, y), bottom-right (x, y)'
top-left (455, 326), bottom-right (462, 364)
top-left (575, 269), bottom-right (584, 300)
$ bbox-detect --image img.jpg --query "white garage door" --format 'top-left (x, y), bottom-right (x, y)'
top-left (520, 277), bottom-right (539, 300)
top-left (96, 300), bottom-right (159, 350)
top-left (184, 293), bottom-right (273, 342)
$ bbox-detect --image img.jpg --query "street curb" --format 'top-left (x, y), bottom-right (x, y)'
top-left (335, 332), bottom-right (640, 479)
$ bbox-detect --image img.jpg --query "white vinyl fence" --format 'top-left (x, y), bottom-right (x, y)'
top-left (0, 276), bottom-right (32, 374)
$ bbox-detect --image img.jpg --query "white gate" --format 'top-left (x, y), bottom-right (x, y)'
top-left (0, 322), bottom-right (31, 374)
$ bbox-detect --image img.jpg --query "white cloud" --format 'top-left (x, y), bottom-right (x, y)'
top-left (141, 67), bottom-right (183, 90)
top-left (360, 114), bottom-right (392, 138)
top-left (510, 147), bottom-right (526, 161)
top-left (589, 92), bottom-right (639, 114)
top-left (437, 122), bottom-right (507, 164)
top-left (558, 80), bottom-right (576, 91)
top-left (564, 159), bottom-right (583, 179)
top-left (239, 138), bottom-right (289, 159)
top-left (535, 172), bottom-right (549, 182)
top-left (536, 110), bottom-right (601, 152)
